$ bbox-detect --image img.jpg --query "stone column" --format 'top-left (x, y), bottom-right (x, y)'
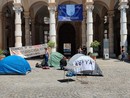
top-left (82, 11), bottom-right (86, 46)
top-left (108, 11), bottom-right (115, 57)
top-left (48, 3), bottom-right (56, 52)
top-left (119, 0), bottom-right (129, 52)
top-left (0, 12), bottom-right (3, 48)
top-left (13, 1), bottom-right (23, 47)
top-left (86, 0), bottom-right (94, 53)
top-left (24, 11), bottom-right (31, 46)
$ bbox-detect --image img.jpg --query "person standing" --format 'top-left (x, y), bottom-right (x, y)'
top-left (77, 46), bottom-right (83, 54)
top-left (121, 46), bottom-right (125, 61)
top-left (82, 46), bottom-right (87, 55)
top-left (43, 48), bottom-right (50, 69)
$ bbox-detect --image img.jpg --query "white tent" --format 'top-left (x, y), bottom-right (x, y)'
top-left (66, 54), bottom-right (103, 76)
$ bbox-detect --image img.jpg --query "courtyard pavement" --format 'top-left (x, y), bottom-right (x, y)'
top-left (0, 58), bottom-right (130, 98)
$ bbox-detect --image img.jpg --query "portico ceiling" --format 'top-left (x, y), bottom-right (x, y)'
top-left (0, 0), bottom-right (128, 18)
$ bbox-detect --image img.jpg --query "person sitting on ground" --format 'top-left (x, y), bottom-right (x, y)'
top-left (60, 56), bottom-right (67, 70)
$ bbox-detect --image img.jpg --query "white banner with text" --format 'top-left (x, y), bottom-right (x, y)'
top-left (9, 44), bottom-right (47, 58)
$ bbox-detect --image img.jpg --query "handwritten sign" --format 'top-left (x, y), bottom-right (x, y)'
top-left (73, 56), bottom-right (95, 72)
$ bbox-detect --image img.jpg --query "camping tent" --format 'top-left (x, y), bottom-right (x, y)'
top-left (0, 55), bottom-right (31, 75)
top-left (66, 55), bottom-right (95, 72)
top-left (48, 52), bottom-right (64, 68)
top-left (66, 54), bottom-right (103, 76)
top-left (67, 53), bottom-right (84, 66)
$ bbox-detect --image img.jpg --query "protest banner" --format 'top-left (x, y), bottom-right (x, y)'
top-left (9, 44), bottom-right (47, 58)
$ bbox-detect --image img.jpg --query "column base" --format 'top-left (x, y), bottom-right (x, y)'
top-left (51, 48), bottom-right (56, 52)
top-left (15, 43), bottom-right (22, 47)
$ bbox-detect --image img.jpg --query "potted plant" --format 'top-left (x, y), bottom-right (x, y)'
top-left (90, 40), bottom-right (100, 60)
top-left (90, 40), bottom-right (100, 51)
top-left (47, 41), bottom-right (55, 52)
top-left (47, 41), bottom-right (55, 48)
top-left (0, 49), bottom-right (5, 60)
top-left (89, 52), bottom-right (98, 61)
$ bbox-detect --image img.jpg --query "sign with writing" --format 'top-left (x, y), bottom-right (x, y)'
top-left (9, 44), bottom-right (47, 58)
top-left (63, 43), bottom-right (71, 55)
top-left (58, 4), bottom-right (83, 21)
top-left (72, 56), bottom-right (95, 73)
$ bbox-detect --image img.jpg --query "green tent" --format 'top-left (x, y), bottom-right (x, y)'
top-left (48, 52), bottom-right (64, 68)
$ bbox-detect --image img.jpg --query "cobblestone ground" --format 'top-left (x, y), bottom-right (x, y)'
top-left (0, 58), bottom-right (130, 98)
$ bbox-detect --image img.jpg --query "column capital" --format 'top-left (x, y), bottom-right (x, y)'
top-left (118, 2), bottom-right (129, 10)
top-left (86, 0), bottom-right (94, 5)
top-left (48, 3), bottom-right (56, 11)
top-left (24, 11), bottom-right (30, 18)
top-left (86, 5), bottom-right (94, 10)
top-left (107, 10), bottom-right (114, 17)
top-left (85, 0), bottom-right (94, 9)
top-left (119, 0), bottom-right (128, 4)
top-left (13, 4), bottom-right (23, 14)
top-left (14, 0), bottom-right (22, 3)
top-left (48, 0), bottom-right (55, 3)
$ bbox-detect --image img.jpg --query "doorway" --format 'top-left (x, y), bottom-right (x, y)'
top-left (58, 23), bottom-right (76, 57)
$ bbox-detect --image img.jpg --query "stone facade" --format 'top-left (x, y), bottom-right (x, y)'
top-left (0, 0), bottom-right (130, 57)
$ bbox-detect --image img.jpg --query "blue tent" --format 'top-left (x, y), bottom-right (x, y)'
top-left (0, 55), bottom-right (31, 75)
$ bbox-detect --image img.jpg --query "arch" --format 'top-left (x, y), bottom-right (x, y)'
top-left (23, 0), bottom-right (48, 12)
top-left (2, 1), bottom-right (14, 16)
top-left (0, 0), bottom-right (9, 12)
top-left (93, 1), bottom-right (108, 18)
top-left (2, 1), bottom-right (15, 49)
top-left (29, 1), bottom-right (49, 45)
top-left (109, 0), bottom-right (118, 10)
top-left (29, 1), bottom-right (48, 18)
top-left (94, 1), bottom-right (109, 10)
top-left (93, 1), bottom-right (108, 57)
top-left (56, 1), bottom-right (77, 10)
top-left (57, 0), bottom-right (82, 5)
top-left (58, 23), bottom-right (76, 56)
top-left (22, 0), bottom-right (29, 11)
top-left (114, 0), bottom-right (119, 9)
top-left (35, 5), bottom-right (49, 44)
